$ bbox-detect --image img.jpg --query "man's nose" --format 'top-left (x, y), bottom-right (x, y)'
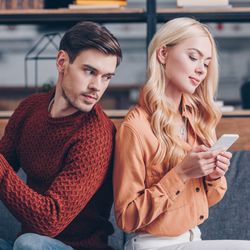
top-left (88, 76), bottom-right (101, 91)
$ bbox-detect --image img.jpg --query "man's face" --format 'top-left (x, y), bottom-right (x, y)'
top-left (58, 49), bottom-right (117, 113)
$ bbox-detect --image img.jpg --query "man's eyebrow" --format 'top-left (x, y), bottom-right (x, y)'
top-left (188, 48), bottom-right (211, 60)
top-left (104, 72), bottom-right (116, 76)
top-left (83, 64), bottom-right (115, 76)
top-left (83, 64), bottom-right (97, 72)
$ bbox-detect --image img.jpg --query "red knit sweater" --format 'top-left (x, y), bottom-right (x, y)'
top-left (0, 91), bottom-right (115, 250)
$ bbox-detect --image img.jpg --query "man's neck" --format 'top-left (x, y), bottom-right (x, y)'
top-left (49, 87), bottom-right (78, 118)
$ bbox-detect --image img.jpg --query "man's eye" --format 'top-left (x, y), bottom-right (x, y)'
top-left (103, 75), bottom-right (112, 81)
top-left (85, 69), bottom-right (94, 75)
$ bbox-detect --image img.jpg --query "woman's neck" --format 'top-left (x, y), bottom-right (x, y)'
top-left (166, 94), bottom-right (182, 113)
top-left (165, 85), bottom-right (182, 113)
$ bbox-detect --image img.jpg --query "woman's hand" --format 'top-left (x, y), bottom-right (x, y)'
top-left (175, 145), bottom-right (225, 183)
top-left (206, 151), bottom-right (232, 181)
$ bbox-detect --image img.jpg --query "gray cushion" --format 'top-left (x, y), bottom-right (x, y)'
top-left (0, 201), bottom-right (20, 241)
top-left (0, 169), bottom-right (25, 241)
top-left (200, 150), bottom-right (250, 240)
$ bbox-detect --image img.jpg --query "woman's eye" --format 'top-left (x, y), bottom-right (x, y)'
top-left (204, 64), bottom-right (209, 68)
top-left (189, 55), bottom-right (197, 61)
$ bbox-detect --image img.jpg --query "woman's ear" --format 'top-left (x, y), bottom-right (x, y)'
top-left (157, 45), bottom-right (168, 65)
top-left (56, 50), bottom-right (68, 73)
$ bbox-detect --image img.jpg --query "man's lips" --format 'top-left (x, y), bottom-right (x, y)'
top-left (82, 94), bottom-right (98, 100)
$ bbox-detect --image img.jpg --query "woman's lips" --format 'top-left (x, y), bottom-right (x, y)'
top-left (189, 76), bottom-right (200, 86)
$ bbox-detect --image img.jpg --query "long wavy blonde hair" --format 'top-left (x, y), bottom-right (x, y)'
top-left (139, 17), bottom-right (221, 169)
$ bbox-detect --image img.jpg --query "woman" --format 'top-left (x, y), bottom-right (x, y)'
top-left (113, 17), bottom-right (250, 250)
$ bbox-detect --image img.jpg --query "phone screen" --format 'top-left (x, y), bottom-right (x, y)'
top-left (210, 134), bottom-right (239, 151)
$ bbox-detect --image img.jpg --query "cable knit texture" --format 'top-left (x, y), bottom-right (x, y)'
top-left (0, 90), bottom-right (115, 250)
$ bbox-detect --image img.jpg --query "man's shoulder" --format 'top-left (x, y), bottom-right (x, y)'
top-left (16, 91), bottom-right (51, 114)
top-left (22, 92), bottom-right (51, 106)
top-left (9, 91), bottom-right (51, 122)
top-left (76, 104), bottom-right (115, 138)
top-left (92, 104), bottom-right (115, 129)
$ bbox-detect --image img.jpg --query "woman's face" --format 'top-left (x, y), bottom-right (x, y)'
top-left (163, 36), bottom-right (212, 97)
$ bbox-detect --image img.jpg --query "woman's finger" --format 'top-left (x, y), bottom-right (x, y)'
top-left (219, 151), bottom-right (232, 159)
top-left (216, 161), bottom-right (229, 173)
top-left (213, 166), bottom-right (227, 176)
top-left (217, 155), bottom-right (230, 165)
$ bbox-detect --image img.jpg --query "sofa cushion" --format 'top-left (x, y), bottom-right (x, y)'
top-left (0, 169), bottom-right (25, 241)
top-left (0, 202), bottom-right (20, 241)
top-left (200, 150), bottom-right (250, 240)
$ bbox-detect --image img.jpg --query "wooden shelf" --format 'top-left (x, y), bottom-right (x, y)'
top-left (2, 5), bottom-right (250, 25)
top-left (222, 110), bottom-right (250, 117)
top-left (105, 109), bottom-right (127, 119)
top-left (0, 109), bottom-right (250, 150)
top-left (1, 109), bottom-right (250, 119)
top-left (0, 111), bottom-right (13, 118)
top-left (157, 7), bottom-right (250, 22)
top-left (0, 8), bottom-right (146, 24)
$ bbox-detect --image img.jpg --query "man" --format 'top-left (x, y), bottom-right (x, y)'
top-left (0, 21), bottom-right (122, 250)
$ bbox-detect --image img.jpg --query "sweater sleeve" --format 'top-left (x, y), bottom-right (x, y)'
top-left (0, 122), bottom-right (114, 237)
top-left (113, 123), bottom-right (186, 232)
top-left (0, 99), bottom-right (31, 172)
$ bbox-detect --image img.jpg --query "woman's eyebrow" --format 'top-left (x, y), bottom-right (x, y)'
top-left (188, 48), bottom-right (211, 60)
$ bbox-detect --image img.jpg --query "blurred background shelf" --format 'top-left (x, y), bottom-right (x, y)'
top-left (1, 0), bottom-right (250, 110)
top-left (0, 85), bottom-right (141, 110)
top-left (0, 8), bottom-right (146, 24)
top-left (157, 7), bottom-right (250, 22)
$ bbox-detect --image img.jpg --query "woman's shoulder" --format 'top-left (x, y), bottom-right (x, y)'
top-left (124, 105), bottom-right (149, 124)
top-left (119, 105), bottom-right (151, 135)
top-left (117, 105), bottom-right (156, 150)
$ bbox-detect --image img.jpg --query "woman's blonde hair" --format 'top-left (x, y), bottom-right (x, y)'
top-left (139, 17), bottom-right (221, 169)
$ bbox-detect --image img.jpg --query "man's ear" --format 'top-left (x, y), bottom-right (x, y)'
top-left (157, 45), bottom-right (168, 65)
top-left (56, 50), bottom-right (68, 73)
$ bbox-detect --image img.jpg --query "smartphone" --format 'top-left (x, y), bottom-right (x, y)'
top-left (210, 134), bottom-right (239, 151)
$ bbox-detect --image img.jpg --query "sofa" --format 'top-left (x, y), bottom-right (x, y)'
top-left (1, 150), bottom-right (250, 249)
